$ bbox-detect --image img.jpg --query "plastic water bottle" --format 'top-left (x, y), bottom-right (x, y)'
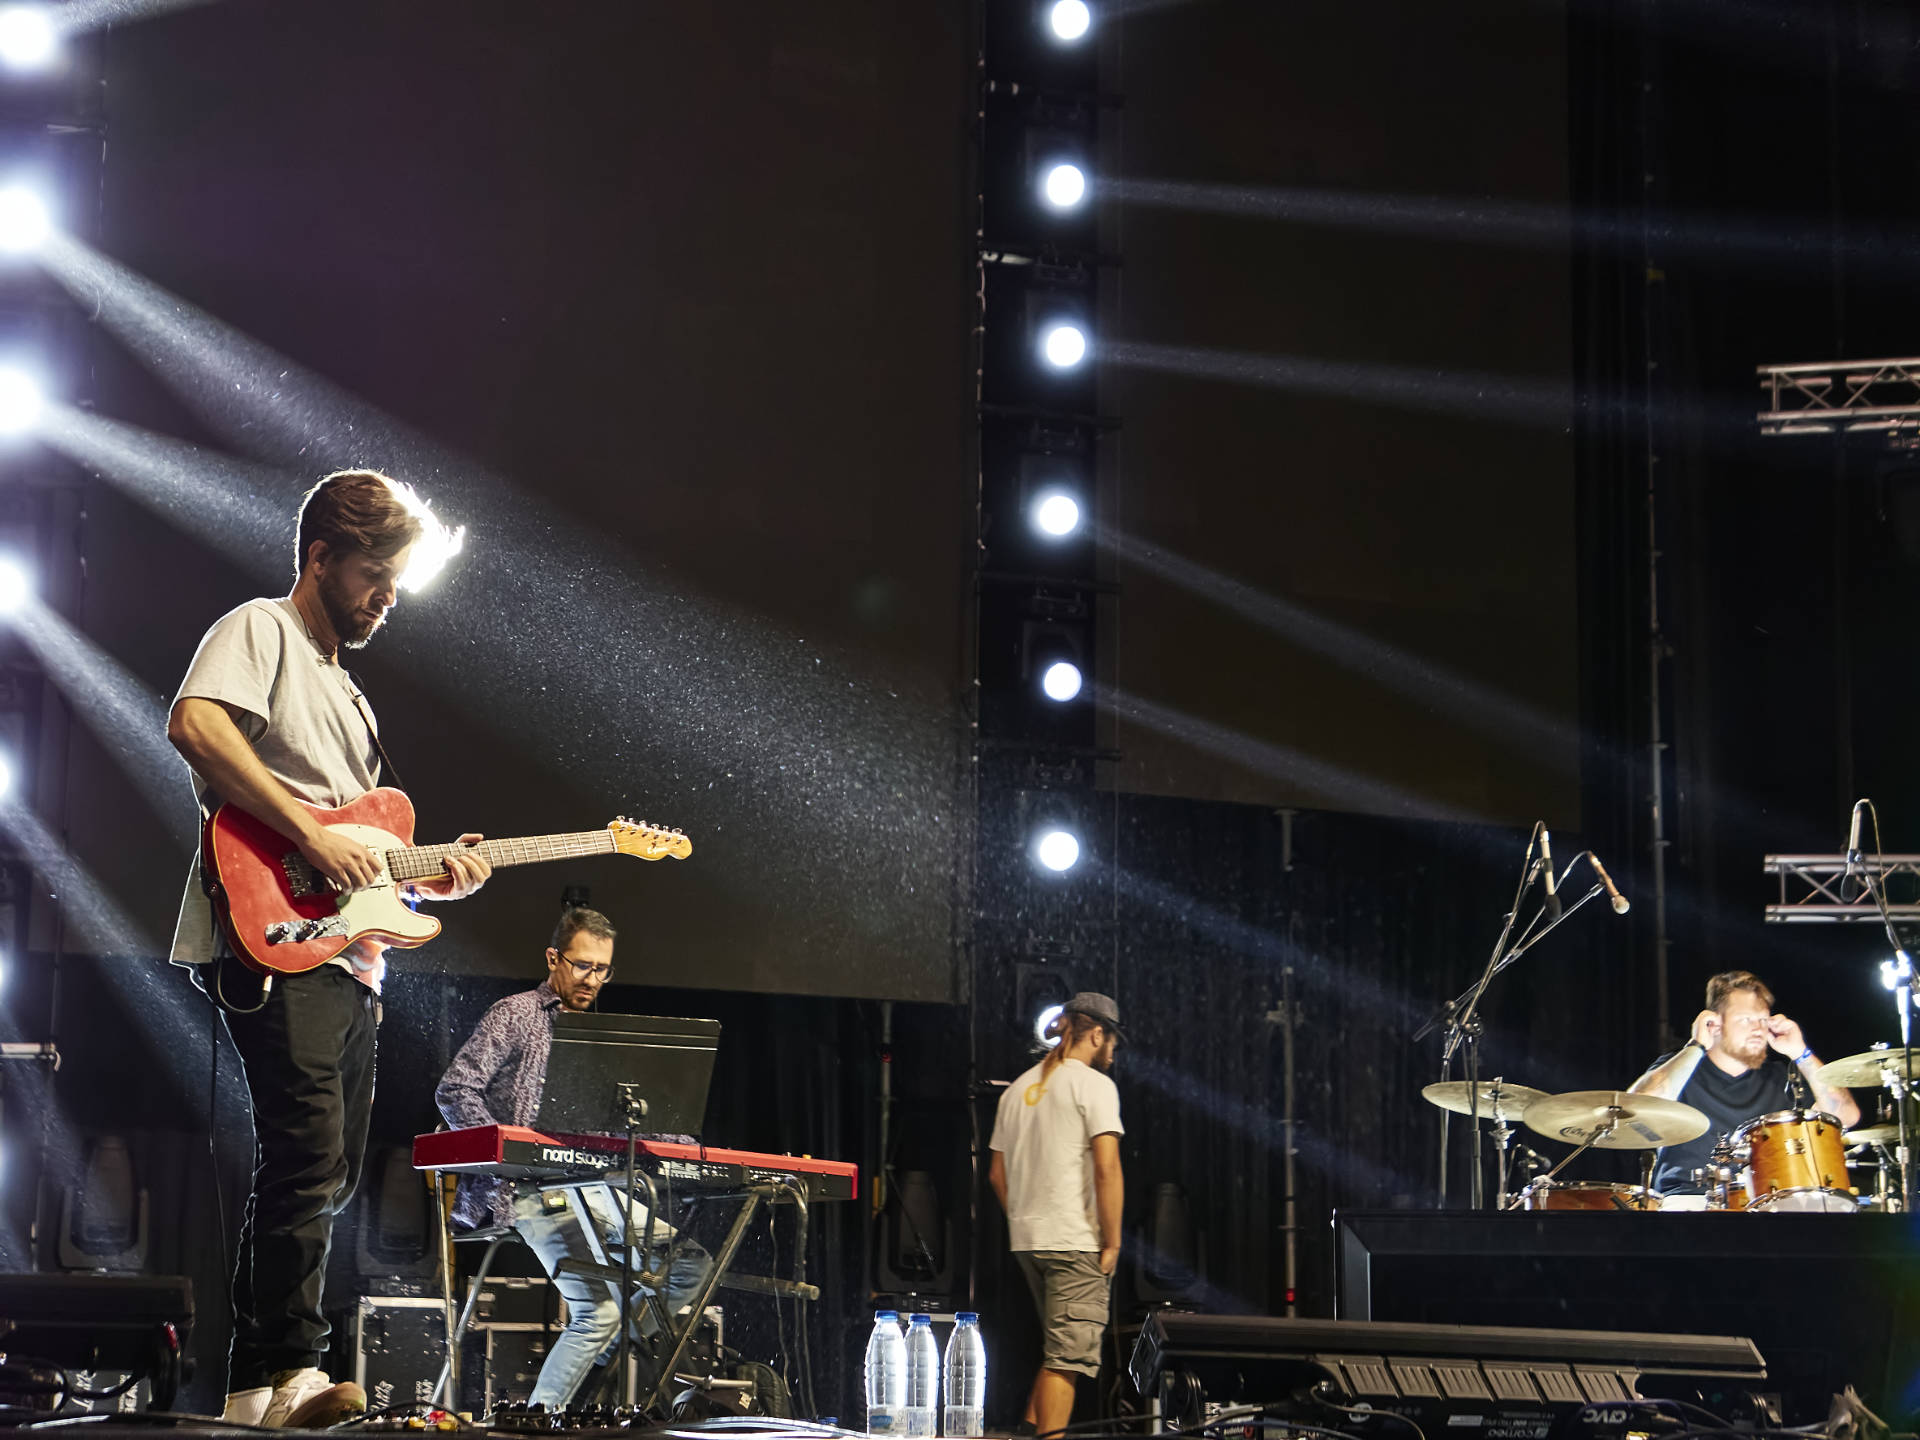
top-left (904, 1314), bottom-right (939, 1437)
top-left (865, 1310), bottom-right (908, 1435)
top-left (942, 1311), bottom-right (986, 1438)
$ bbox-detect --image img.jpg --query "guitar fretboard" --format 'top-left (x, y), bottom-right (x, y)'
top-left (385, 831), bottom-right (617, 883)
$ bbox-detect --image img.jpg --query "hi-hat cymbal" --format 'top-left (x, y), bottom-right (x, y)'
top-left (1421, 1080), bottom-right (1547, 1119)
top-left (1522, 1090), bottom-right (1710, 1149)
top-left (1817, 1048), bottom-right (1920, 1090)
top-left (1845, 1124), bottom-right (1900, 1147)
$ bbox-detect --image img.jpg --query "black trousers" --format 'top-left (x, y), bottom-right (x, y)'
top-left (221, 962), bottom-right (377, 1391)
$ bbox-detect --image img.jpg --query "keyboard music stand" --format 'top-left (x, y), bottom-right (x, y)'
top-left (536, 1014), bottom-right (720, 1410)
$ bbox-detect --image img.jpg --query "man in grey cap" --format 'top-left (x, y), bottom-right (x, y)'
top-left (989, 992), bottom-right (1124, 1436)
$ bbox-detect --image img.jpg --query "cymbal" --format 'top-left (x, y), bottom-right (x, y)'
top-left (1817, 1048), bottom-right (1920, 1090)
top-left (1845, 1124), bottom-right (1900, 1147)
top-left (1522, 1090), bottom-right (1710, 1149)
top-left (1421, 1080), bottom-right (1547, 1119)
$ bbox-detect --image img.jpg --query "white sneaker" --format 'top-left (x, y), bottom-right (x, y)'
top-left (262, 1368), bottom-right (367, 1429)
top-left (221, 1387), bottom-right (272, 1425)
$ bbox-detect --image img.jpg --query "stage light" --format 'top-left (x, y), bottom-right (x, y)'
top-left (0, 186), bottom-right (49, 254)
top-left (388, 479), bottom-right (465, 593)
top-left (1035, 828), bottom-right (1081, 873)
top-left (1031, 491), bottom-right (1082, 539)
top-left (0, 367), bottom-right (43, 435)
top-left (0, 558), bottom-right (29, 615)
top-left (1042, 660), bottom-right (1083, 702)
top-left (0, 753), bottom-right (14, 802)
top-left (1041, 323), bottom-right (1088, 369)
top-left (1043, 163), bottom-right (1087, 210)
top-left (1035, 1003), bottom-right (1065, 1047)
top-left (0, 6), bottom-right (56, 70)
top-left (1048, 0), bottom-right (1091, 41)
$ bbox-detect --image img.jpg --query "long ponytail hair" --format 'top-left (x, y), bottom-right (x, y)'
top-left (1040, 1009), bottom-right (1104, 1079)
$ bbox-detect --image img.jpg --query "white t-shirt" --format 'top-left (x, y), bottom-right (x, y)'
top-left (990, 1057), bottom-right (1124, 1253)
top-left (169, 598), bottom-right (387, 987)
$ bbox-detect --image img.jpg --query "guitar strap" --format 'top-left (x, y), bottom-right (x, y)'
top-left (342, 670), bottom-right (407, 793)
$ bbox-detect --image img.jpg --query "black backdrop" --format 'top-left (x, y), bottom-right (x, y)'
top-left (64, 0), bottom-right (974, 1001)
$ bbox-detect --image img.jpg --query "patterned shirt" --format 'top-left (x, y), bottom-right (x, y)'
top-left (435, 980), bottom-right (567, 1229)
top-left (434, 980), bottom-right (697, 1230)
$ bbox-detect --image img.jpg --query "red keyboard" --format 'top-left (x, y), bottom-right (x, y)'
top-left (413, 1124), bottom-right (857, 1202)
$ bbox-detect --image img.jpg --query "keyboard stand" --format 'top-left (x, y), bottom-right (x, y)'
top-left (548, 1175), bottom-right (816, 1414)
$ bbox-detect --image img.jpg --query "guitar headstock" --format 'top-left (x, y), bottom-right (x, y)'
top-left (608, 817), bottom-right (693, 861)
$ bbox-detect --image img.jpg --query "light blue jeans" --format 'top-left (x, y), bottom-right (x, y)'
top-left (511, 1184), bottom-right (714, 1409)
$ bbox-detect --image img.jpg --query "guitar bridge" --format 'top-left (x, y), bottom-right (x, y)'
top-left (265, 915), bottom-right (350, 946)
top-left (281, 853), bottom-right (321, 898)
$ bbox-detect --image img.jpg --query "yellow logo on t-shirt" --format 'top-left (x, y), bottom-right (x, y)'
top-left (1024, 1080), bottom-right (1047, 1106)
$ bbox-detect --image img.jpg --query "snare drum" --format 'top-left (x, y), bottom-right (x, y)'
top-left (1733, 1109), bottom-right (1855, 1213)
top-left (1516, 1179), bottom-right (1662, 1212)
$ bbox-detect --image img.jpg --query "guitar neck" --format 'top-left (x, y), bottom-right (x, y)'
top-left (386, 831), bottom-right (614, 883)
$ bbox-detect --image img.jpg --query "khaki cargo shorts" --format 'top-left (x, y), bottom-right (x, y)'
top-left (1016, 1249), bottom-right (1109, 1377)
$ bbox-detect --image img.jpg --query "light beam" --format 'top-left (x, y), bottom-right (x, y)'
top-left (7, 598), bottom-right (196, 851)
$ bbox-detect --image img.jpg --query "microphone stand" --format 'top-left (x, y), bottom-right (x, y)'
top-left (1415, 825), bottom-right (1541, 1209)
top-left (1415, 850), bottom-right (1609, 1209)
top-left (1847, 800), bottom-right (1918, 1211)
top-left (616, 1082), bottom-right (649, 1410)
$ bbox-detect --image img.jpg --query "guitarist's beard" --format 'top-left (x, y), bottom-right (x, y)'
top-left (320, 569), bottom-right (389, 651)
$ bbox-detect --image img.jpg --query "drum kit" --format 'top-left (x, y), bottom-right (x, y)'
top-left (1422, 1044), bottom-right (1917, 1213)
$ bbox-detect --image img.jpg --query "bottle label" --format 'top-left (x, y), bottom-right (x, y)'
top-left (868, 1411), bottom-right (898, 1434)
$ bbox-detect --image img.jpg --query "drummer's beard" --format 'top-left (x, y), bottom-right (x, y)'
top-left (1728, 1033), bottom-right (1768, 1068)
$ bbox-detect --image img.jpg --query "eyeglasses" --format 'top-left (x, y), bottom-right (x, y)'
top-left (556, 952), bottom-right (613, 982)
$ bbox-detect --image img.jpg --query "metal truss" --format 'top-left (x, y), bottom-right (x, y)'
top-left (1758, 358), bottom-right (1920, 438)
top-left (1764, 853), bottom-right (1920, 922)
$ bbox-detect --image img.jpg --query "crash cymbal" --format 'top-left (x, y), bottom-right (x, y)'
top-left (1522, 1090), bottom-right (1710, 1149)
top-left (1421, 1080), bottom-right (1547, 1119)
top-left (1845, 1124), bottom-right (1900, 1147)
top-left (1816, 1047), bottom-right (1920, 1090)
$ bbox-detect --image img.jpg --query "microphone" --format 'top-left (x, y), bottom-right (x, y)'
top-left (1538, 827), bottom-right (1562, 919)
top-left (1587, 852), bottom-right (1631, 914)
top-left (1847, 801), bottom-right (1865, 863)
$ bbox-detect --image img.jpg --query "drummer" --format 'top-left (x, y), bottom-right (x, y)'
top-left (1628, 970), bottom-right (1858, 1197)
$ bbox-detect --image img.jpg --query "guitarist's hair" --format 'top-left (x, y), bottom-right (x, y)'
top-left (296, 469), bottom-right (426, 578)
top-left (552, 904), bottom-right (618, 954)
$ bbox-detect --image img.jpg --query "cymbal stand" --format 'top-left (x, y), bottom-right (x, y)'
top-left (1486, 1090), bottom-right (1517, 1210)
top-left (1500, 1110), bottom-right (1619, 1209)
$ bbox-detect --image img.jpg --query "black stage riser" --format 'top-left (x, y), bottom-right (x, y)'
top-left (1338, 1211), bottom-right (1919, 1424)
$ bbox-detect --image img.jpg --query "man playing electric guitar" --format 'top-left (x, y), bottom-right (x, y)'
top-left (167, 470), bottom-right (492, 1428)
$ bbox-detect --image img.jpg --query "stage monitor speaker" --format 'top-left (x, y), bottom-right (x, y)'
top-left (57, 1135), bottom-right (149, 1272)
top-left (0, 1274), bottom-right (191, 1412)
top-left (1130, 1312), bottom-right (1767, 1435)
top-left (356, 1145), bottom-right (437, 1280)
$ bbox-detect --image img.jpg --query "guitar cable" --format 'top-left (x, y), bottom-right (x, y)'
top-left (208, 1000), bottom-right (233, 1281)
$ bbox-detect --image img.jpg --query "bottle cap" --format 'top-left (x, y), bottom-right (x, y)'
top-left (955, 1311), bottom-right (978, 1323)
top-left (876, 1309), bottom-right (900, 1321)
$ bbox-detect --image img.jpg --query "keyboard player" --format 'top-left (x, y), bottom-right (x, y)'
top-left (434, 906), bottom-right (714, 1410)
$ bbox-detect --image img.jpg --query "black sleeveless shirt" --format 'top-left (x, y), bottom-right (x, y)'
top-left (1647, 1050), bottom-right (1801, 1194)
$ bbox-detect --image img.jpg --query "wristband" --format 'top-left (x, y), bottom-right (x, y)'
top-left (1685, 1038), bottom-right (1707, 1054)
top-left (1795, 1046), bottom-right (1814, 1066)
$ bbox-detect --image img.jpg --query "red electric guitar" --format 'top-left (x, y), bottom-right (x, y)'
top-left (203, 787), bottom-right (691, 976)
